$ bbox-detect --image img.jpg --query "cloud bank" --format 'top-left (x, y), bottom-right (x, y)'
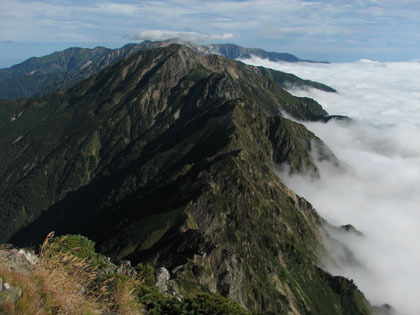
top-left (129, 30), bottom-right (234, 43)
top-left (240, 57), bottom-right (420, 314)
top-left (2, 0), bottom-right (420, 62)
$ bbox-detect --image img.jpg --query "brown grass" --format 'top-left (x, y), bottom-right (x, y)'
top-left (112, 278), bottom-right (144, 315)
top-left (0, 234), bottom-right (144, 315)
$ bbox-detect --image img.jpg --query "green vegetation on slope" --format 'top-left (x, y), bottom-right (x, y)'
top-left (0, 45), bottom-right (369, 314)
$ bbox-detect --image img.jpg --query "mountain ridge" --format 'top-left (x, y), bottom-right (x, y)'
top-left (0, 44), bottom-right (369, 314)
top-left (0, 39), bottom-right (335, 100)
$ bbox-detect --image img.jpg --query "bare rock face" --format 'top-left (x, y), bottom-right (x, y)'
top-left (155, 267), bottom-right (170, 293)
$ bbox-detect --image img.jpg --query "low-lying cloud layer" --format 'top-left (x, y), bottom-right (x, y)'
top-left (241, 57), bottom-right (420, 314)
top-left (129, 30), bottom-right (234, 43)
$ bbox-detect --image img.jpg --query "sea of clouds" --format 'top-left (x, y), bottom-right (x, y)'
top-left (240, 56), bottom-right (420, 314)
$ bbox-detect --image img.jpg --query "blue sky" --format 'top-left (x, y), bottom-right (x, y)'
top-left (1, 0), bottom-right (420, 67)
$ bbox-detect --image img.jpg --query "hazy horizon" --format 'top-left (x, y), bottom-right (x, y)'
top-left (1, 39), bottom-right (419, 70)
top-left (1, 0), bottom-right (419, 68)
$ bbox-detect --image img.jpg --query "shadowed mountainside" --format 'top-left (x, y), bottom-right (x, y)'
top-left (0, 45), bottom-right (368, 314)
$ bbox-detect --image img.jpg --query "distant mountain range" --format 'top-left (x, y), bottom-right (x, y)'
top-left (0, 44), bottom-right (371, 314)
top-left (0, 39), bottom-right (334, 100)
top-left (204, 42), bottom-right (330, 63)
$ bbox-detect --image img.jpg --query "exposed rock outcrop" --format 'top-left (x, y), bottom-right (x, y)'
top-left (155, 266), bottom-right (170, 293)
top-left (0, 246), bottom-right (38, 273)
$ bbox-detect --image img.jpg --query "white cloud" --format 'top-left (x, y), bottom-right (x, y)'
top-left (241, 57), bottom-right (420, 314)
top-left (129, 30), bottom-right (234, 43)
top-left (241, 56), bottom-right (420, 124)
top-left (272, 24), bottom-right (349, 36)
top-left (95, 3), bottom-right (141, 16)
top-left (1, 0), bottom-right (419, 60)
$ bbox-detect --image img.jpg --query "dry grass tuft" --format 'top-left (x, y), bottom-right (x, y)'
top-left (106, 276), bottom-right (144, 315)
top-left (0, 233), bottom-right (144, 314)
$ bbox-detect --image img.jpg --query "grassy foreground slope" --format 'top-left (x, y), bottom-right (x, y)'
top-left (0, 234), bottom-right (248, 314)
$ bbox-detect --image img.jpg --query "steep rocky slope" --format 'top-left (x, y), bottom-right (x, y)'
top-left (0, 45), bottom-right (369, 314)
top-left (0, 39), bottom-right (335, 99)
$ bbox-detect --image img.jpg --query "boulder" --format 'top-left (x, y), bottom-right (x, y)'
top-left (0, 279), bottom-right (22, 304)
top-left (155, 267), bottom-right (170, 293)
top-left (117, 260), bottom-right (137, 278)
